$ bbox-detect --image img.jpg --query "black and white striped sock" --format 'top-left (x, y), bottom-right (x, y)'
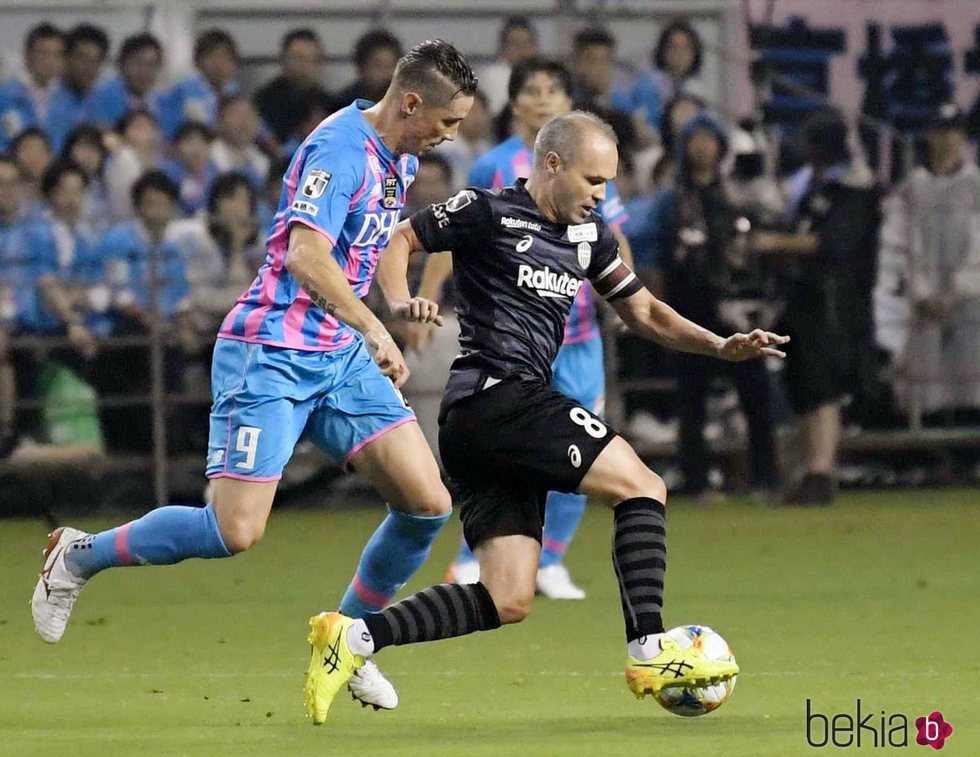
top-left (359, 581), bottom-right (501, 652)
top-left (612, 497), bottom-right (667, 643)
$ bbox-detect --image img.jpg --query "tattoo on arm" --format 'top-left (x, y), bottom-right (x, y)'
top-left (303, 281), bottom-right (338, 317)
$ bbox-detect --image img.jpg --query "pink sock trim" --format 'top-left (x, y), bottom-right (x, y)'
top-left (114, 523), bottom-right (133, 565)
top-left (352, 574), bottom-right (391, 610)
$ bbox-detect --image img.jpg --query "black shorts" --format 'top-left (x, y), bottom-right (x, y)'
top-left (438, 378), bottom-right (618, 549)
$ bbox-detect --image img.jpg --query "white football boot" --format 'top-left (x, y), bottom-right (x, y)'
top-left (347, 658), bottom-right (399, 710)
top-left (31, 527), bottom-right (90, 643)
top-left (535, 564), bottom-right (586, 600)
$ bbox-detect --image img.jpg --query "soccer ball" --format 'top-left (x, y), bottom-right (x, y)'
top-left (653, 625), bottom-right (737, 717)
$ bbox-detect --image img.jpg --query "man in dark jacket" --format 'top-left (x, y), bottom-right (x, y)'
top-left (648, 114), bottom-right (779, 501)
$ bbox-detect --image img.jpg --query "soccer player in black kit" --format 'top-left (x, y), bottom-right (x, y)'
top-left (304, 112), bottom-right (788, 722)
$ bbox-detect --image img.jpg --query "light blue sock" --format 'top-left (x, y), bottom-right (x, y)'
top-left (539, 491), bottom-right (587, 568)
top-left (454, 538), bottom-right (477, 565)
top-left (339, 507), bottom-right (451, 618)
top-left (64, 504), bottom-right (231, 579)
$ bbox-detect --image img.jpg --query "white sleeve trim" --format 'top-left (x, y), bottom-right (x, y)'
top-left (604, 272), bottom-right (639, 299)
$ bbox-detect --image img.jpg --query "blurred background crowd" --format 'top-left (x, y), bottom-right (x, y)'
top-left (2, 0), bottom-right (979, 514)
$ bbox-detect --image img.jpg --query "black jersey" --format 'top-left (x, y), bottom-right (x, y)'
top-left (410, 179), bottom-right (643, 409)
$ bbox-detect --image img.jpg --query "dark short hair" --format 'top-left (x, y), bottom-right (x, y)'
top-left (499, 16), bottom-right (537, 48)
top-left (174, 121), bottom-right (214, 143)
top-left (654, 19), bottom-right (703, 75)
top-left (802, 108), bottom-right (850, 164)
top-left (281, 28), bottom-right (321, 53)
top-left (118, 32), bottom-right (162, 64)
top-left (10, 127), bottom-right (51, 155)
top-left (41, 159), bottom-right (89, 197)
top-left (508, 57), bottom-right (572, 102)
top-left (116, 108), bottom-right (159, 135)
top-left (131, 170), bottom-right (179, 206)
top-left (354, 28), bottom-right (403, 69)
top-left (194, 28), bottom-right (238, 64)
top-left (65, 23), bottom-right (109, 57)
top-left (573, 27), bottom-right (616, 53)
top-left (25, 23), bottom-right (63, 53)
top-left (0, 154), bottom-right (18, 173)
top-left (208, 171), bottom-right (256, 215)
top-left (393, 39), bottom-right (478, 101)
top-left (63, 125), bottom-right (106, 164)
top-left (418, 153), bottom-right (452, 185)
top-left (659, 91), bottom-right (706, 155)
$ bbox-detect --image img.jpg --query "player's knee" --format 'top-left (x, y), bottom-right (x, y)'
top-left (606, 466), bottom-right (667, 507)
top-left (405, 483), bottom-right (452, 517)
top-left (492, 591), bottom-right (534, 625)
top-left (218, 517), bottom-right (266, 554)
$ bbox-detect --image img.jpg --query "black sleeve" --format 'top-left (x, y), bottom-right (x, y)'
top-left (409, 188), bottom-right (490, 255)
top-left (588, 222), bottom-right (644, 302)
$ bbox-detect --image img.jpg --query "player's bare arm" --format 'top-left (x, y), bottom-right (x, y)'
top-left (376, 219), bottom-right (443, 326)
top-left (608, 277), bottom-right (789, 361)
top-left (286, 224), bottom-right (410, 386)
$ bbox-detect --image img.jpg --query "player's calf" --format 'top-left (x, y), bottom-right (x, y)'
top-left (473, 534), bottom-right (539, 624)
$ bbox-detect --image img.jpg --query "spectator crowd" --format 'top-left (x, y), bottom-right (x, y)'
top-left (1, 14), bottom-right (978, 507)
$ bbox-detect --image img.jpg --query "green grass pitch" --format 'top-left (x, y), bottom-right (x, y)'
top-left (2, 489), bottom-right (978, 756)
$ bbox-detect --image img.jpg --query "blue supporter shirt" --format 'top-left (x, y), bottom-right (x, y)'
top-left (0, 77), bottom-right (90, 153)
top-left (160, 74), bottom-right (240, 140)
top-left (45, 83), bottom-right (95, 154)
top-left (160, 157), bottom-right (219, 215)
top-left (466, 134), bottom-right (629, 344)
top-left (94, 220), bottom-right (190, 325)
top-left (219, 100), bottom-right (418, 351)
top-left (85, 75), bottom-right (165, 130)
top-left (622, 194), bottom-right (662, 270)
top-left (25, 215), bottom-right (106, 333)
top-left (0, 218), bottom-right (58, 332)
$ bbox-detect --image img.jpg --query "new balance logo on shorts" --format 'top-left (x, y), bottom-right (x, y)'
top-left (516, 264), bottom-right (582, 299)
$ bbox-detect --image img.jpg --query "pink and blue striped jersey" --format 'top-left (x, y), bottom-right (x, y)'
top-left (220, 100), bottom-right (418, 351)
top-left (467, 135), bottom-right (628, 344)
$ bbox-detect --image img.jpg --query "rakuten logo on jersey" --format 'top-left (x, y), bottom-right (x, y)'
top-left (352, 210), bottom-right (401, 247)
top-left (516, 264), bottom-right (582, 299)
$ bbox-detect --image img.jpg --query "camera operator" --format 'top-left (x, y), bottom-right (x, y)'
top-left (649, 114), bottom-right (779, 502)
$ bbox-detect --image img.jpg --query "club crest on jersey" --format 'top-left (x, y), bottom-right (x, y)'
top-left (517, 264), bottom-right (582, 299)
top-left (567, 222), bottom-right (597, 243)
top-left (446, 189), bottom-right (475, 212)
top-left (383, 177), bottom-right (399, 208)
top-left (301, 170), bottom-right (331, 199)
top-left (577, 241), bottom-right (592, 269)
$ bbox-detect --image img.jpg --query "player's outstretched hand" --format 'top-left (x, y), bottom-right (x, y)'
top-left (365, 327), bottom-right (410, 387)
top-left (391, 297), bottom-right (444, 326)
top-left (718, 329), bottom-right (790, 361)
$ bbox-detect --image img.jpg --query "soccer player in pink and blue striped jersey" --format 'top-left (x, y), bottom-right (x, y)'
top-left (31, 40), bottom-right (477, 715)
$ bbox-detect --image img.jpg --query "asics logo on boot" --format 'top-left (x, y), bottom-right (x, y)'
top-left (322, 637), bottom-right (341, 673)
top-left (636, 659), bottom-right (694, 678)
